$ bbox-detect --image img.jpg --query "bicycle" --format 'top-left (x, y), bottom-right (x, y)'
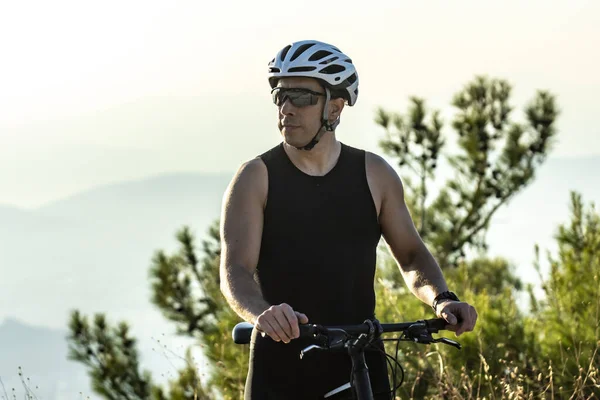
top-left (232, 317), bottom-right (462, 400)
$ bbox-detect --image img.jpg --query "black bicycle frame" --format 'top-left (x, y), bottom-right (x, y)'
top-left (349, 341), bottom-right (374, 400)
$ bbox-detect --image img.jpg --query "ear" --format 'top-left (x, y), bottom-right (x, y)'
top-left (328, 98), bottom-right (345, 121)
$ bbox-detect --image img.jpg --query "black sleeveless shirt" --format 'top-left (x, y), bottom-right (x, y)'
top-left (257, 142), bottom-right (381, 325)
top-left (245, 142), bottom-right (390, 399)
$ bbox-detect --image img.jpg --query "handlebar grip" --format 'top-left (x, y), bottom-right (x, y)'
top-left (232, 322), bottom-right (254, 344)
top-left (232, 322), bottom-right (318, 345)
top-left (424, 318), bottom-right (449, 332)
top-left (299, 324), bottom-right (316, 337)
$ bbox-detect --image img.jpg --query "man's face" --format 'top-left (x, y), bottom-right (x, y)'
top-left (274, 77), bottom-right (325, 148)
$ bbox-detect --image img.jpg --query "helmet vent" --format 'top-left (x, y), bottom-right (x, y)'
top-left (319, 56), bottom-right (339, 65)
top-left (347, 73), bottom-right (357, 84)
top-left (288, 66), bottom-right (317, 72)
top-left (309, 50), bottom-right (333, 61)
top-left (290, 43), bottom-right (316, 61)
top-left (319, 64), bottom-right (346, 74)
top-left (269, 67), bottom-right (281, 73)
top-left (280, 45), bottom-right (291, 62)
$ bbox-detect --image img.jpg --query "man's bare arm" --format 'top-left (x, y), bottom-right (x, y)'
top-left (219, 158), bottom-right (270, 323)
top-left (368, 152), bottom-right (478, 335)
top-left (368, 153), bottom-right (448, 306)
top-left (219, 158), bottom-right (307, 343)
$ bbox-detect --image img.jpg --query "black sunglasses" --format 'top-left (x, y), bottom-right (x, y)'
top-left (271, 87), bottom-right (325, 107)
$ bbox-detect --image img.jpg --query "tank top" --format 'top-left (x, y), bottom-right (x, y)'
top-left (257, 142), bottom-right (381, 324)
top-left (245, 142), bottom-right (390, 399)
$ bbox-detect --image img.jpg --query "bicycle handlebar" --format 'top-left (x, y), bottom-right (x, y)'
top-left (232, 317), bottom-right (459, 349)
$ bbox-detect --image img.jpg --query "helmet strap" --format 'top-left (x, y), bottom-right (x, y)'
top-left (295, 88), bottom-right (340, 151)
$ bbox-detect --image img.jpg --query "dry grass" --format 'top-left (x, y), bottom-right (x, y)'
top-left (393, 348), bottom-right (600, 399)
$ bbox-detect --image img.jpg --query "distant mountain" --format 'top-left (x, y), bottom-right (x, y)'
top-left (0, 317), bottom-right (95, 400)
top-left (0, 204), bottom-right (30, 222)
top-left (0, 172), bottom-right (232, 330)
top-left (37, 171), bottom-right (231, 223)
top-left (0, 316), bottom-right (207, 400)
top-left (0, 204), bottom-right (71, 232)
top-left (0, 172), bottom-right (232, 400)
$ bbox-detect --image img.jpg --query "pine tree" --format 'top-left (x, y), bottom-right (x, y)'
top-left (376, 76), bottom-right (558, 267)
top-left (374, 76), bottom-right (558, 397)
top-left (67, 311), bottom-right (209, 399)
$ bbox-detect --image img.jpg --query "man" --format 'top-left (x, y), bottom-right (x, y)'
top-left (220, 40), bottom-right (478, 399)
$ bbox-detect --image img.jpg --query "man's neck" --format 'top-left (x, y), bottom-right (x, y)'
top-left (283, 133), bottom-right (341, 176)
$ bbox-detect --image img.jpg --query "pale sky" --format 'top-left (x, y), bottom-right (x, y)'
top-left (1, 0), bottom-right (599, 208)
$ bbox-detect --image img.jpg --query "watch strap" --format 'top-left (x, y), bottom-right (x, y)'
top-left (432, 291), bottom-right (460, 313)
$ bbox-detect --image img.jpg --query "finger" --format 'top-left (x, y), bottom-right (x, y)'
top-left (272, 309), bottom-right (294, 343)
top-left (456, 311), bottom-right (467, 336)
top-left (295, 311), bottom-right (309, 324)
top-left (456, 321), bottom-right (465, 336)
top-left (455, 308), bottom-right (471, 336)
top-left (281, 305), bottom-right (300, 339)
top-left (257, 313), bottom-right (285, 342)
top-left (261, 319), bottom-right (283, 342)
top-left (468, 306), bottom-right (478, 331)
top-left (461, 306), bottom-right (475, 333)
top-left (441, 308), bottom-right (458, 326)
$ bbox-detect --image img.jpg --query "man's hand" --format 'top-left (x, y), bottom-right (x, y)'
top-left (255, 303), bottom-right (309, 344)
top-left (437, 301), bottom-right (478, 337)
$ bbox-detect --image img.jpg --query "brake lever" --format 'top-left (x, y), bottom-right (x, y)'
top-left (433, 337), bottom-right (462, 349)
top-left (403, 323), bottom-right (462, 350)
top-left (300, 330), bottom-right (332, 359)
top-left (300, 344), bottom-right (327, 359)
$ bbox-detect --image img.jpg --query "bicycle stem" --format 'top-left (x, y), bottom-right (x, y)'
top-left (349, 333), bottom-right (375, 400)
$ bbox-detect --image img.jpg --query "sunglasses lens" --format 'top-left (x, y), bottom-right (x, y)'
top-left (288, 91), bottom-right (313, 107)
top-left (272, 89), bottom-right (318, 107)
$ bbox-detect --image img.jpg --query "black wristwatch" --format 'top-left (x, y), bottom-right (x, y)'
top-left (432, 291), bottom-right (460, 313)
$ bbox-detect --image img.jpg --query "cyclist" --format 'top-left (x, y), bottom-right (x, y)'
top-left (220, 40), bottom-right (478, 399)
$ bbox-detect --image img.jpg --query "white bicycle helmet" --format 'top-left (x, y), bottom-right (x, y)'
top-left (268, 40), bottom-right (359, 106)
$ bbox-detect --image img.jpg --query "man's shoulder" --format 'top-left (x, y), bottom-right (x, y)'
top-left (234, 157), bottom-right (268, 183)
top-left (364, 151), bottom-right (393, 172)
top-left (226, 158), bottom-right (268, 205)
top-left (364, 151), bottom-right (402, 190)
